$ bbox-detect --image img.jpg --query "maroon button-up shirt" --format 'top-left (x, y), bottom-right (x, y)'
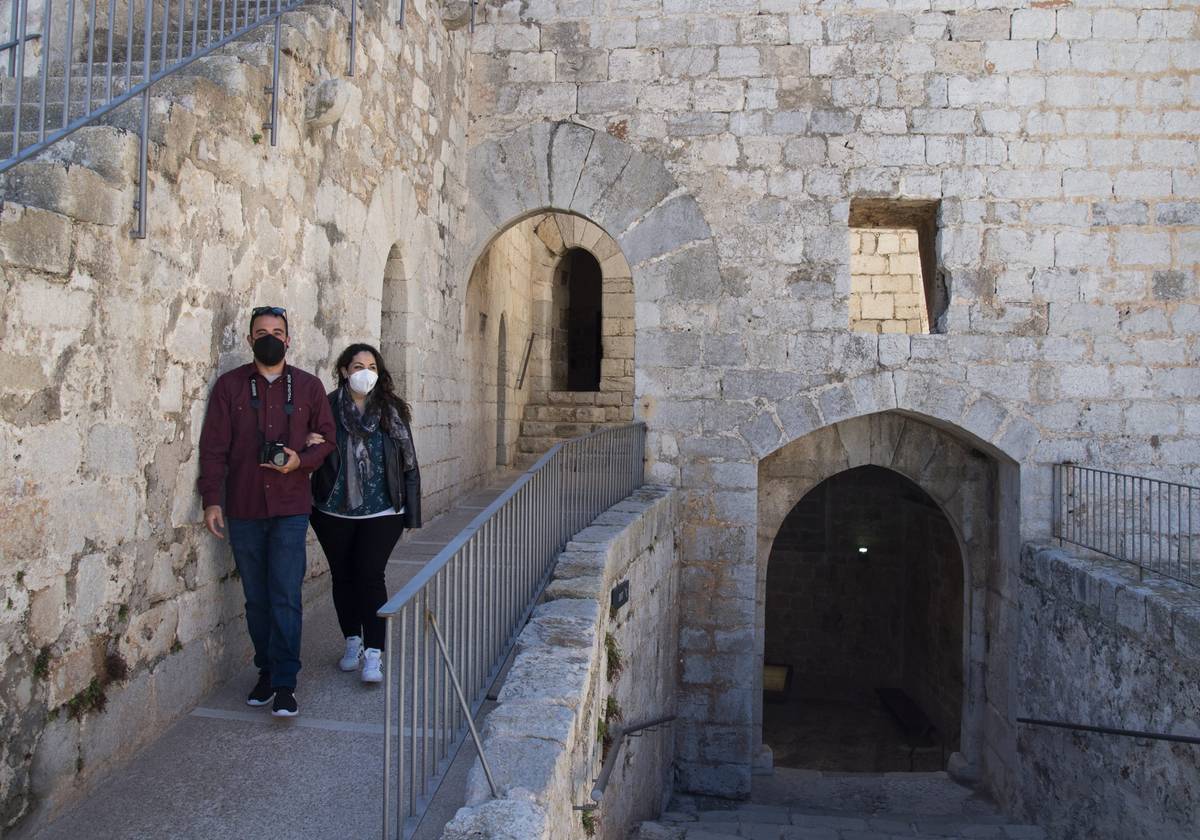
top-left (197, 362), bottom-right (336, 519)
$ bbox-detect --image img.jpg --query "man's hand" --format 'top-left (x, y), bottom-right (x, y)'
top-left (260, 447), bottom-right (302, 475)
top-left (204, 504), bottom-right (226, 539)
top-left (305, 432), bottom-right (325, 447)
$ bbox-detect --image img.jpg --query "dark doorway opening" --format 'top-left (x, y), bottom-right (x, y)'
top-left (763, 466), bottom-right (963, 772)
top-left (562, 248), bottom-right (602, 391)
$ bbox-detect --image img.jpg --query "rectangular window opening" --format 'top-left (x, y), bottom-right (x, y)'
top-left (848, 199), bottom-right (944, 335)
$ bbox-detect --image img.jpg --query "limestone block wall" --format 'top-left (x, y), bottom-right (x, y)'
top-left (849, 228), bottom-right (930, 334)
top-left (465, 216), bottom-right (550, 466)
top-left (0, 3), bottom-right (478, 833)
top-left (463, 0), bottom-right (1200, 804)
top-left (1019, 545), bottom-right (1200, 840)
top-left (443, 485), bottom-right (678, 840)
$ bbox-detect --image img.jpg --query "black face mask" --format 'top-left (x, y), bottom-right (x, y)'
top-left (252, 334), bottom-right (287, 366)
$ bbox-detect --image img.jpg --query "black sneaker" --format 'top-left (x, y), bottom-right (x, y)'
top-left (271, 688), bottom-right (299, 718)
top-left (246, 672), bottom-right (274, 707)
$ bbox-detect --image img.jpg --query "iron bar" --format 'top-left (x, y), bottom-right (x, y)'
top-left (265, 11), bottom-right (278, 144)
top-left (1017, 717), bottom-right (1200, 746)
top-left (347, 0), bottom-right (354, 75)
top-left (427, 610), bottom-right (499, 797)
top-left (382, 613), bottom-right (394, 840)
top-left (36, 0), bottom-right (50, 141)
top-left (86, 0), bottom-right (97, 112)
top-left (63, 0), bottom-right (76, 130)
top-left (590, 715), bottom-right (677, 803)
top-left (105, 0), bottom-right (114, 101)
top-left (134, 0), bottom-right (152, 239)
top-left (11, 0), bottom-right (28, 156)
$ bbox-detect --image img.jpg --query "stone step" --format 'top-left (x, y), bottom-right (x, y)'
top-left (523, 404), bottom-right (607, 423)
top-left (518, 419), bottom-right (601, 438)
top-left (545, 389), bottom-right (601, 405)
top-left (636, 812), bottom-right (1047, 840)
top-left (516, 435), bottom-right (565, 454)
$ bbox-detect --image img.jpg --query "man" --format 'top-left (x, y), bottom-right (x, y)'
top-left (198, 306), bottom-right (336, 717)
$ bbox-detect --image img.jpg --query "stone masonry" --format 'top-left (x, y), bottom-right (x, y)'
top-left (850, 228), bottom-right (931, 334)
top-left (464, 0), bottom-right (1200, 816)
top-left (443, 485), bottom-right (678, 840)
top-left (0, 2), bottom-right (479, 832)
top-left (2, 0), bottom-right (1200, 838)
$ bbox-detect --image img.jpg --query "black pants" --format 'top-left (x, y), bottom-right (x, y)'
top-left (310, 509), bottom-right (404, 650)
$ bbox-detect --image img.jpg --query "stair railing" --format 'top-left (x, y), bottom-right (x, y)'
top-left (377, 422), bottom-right (647, 840)
top-left (1053, 463), bottom-right (1199, 588)
top-left (0, 0), bottom-right (349, 238)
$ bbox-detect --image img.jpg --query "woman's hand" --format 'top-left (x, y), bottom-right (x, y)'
top-left (306, 432), bottom-right (326, 447)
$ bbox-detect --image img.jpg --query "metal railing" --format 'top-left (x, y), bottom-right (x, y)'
top-left (378, 423), bottom-right (647, 840)
top-left (1053, 463), bottom-right (1199, 588)
top-left (577, 714), bottom-right (675, 811)
top-left (1018, 717), bottom-right (1200, 746)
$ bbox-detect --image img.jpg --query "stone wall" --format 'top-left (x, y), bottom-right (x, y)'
top-left (849, 228), bottom-right (930, 334)
top-left (0, 2), bottom-right (477, 832)
top-left (463, 0), bottom-right (1200, 804)
top-left (443, 485), bottom-right (678, 840)
top-left (1019, 544), bottom-right (1200, 840)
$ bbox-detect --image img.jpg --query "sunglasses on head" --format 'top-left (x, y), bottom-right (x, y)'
top-left (251, 306), bottom-right (287, 319)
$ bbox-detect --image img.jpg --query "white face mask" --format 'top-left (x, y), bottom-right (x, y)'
top-left (348, 369), bottom-right (379, 395)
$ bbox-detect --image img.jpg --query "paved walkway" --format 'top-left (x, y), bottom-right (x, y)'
top-left (29, 473), bottom-right (521, 840)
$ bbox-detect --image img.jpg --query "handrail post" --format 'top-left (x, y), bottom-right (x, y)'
top-left (426, 610), bottom-right (498, 798)
top-left (382, 614), bottom-right (394, 840)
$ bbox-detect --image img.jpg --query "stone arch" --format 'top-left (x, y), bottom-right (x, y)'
top-left (462, 120), bottom-right (720, 333)
top-left (381, 243), bottom-right (410, 395)
top-left (755, 410), bottom-right (1020, 788)
top-left (350, 166), bottom-right (440, 404)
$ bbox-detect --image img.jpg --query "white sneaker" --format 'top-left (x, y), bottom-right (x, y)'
top-left (362, 648), bottom-right (383, 683)
top-left (339, 636), bottom-right (363, 671)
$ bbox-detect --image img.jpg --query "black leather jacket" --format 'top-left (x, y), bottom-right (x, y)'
top-left (311, 393), bottom-right (422, 529)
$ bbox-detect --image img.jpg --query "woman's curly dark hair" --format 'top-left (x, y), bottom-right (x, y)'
top-left (334, 343), bottom-right (412, 426)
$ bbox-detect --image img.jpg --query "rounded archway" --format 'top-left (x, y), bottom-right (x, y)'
top-left (755, 410), bottom-right (1017, 784)
top-left (763, 465), bottom-right (964, 772)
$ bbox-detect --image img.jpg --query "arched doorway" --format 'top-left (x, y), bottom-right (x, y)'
top-left (559, 248), bottom-right (603, 391)
top-left (497, 314), bottom-right (508, 466)
top-left (763, 465), bottom-right (964, 772)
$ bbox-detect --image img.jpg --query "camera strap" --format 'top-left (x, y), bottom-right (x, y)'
top-left (248, 370), bottom-right (294, 445)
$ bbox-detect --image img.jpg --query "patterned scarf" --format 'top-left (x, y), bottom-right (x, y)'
top-left (337, 385), bottom-right (417, 511)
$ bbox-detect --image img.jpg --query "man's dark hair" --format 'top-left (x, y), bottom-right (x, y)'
top-left (334, 343), bottom-right (412, 425)
top-left (249, 305), bottom-right (289, 335)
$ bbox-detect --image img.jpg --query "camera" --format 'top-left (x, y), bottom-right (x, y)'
top-left (260, 441), bottom-right (289, 467)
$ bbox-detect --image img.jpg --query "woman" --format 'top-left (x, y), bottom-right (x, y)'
top-left (309, 343), bottom-right (421, 683)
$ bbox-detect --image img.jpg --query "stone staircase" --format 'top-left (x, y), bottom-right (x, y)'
top-left (0, 7), bottom-right (338, 224)
top-left (634, 771), bottom-right (1045, 840)
top-left (513, 389), bottom-right (630, 468)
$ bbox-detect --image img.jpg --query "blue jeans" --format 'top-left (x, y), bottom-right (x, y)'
top-left (228, 515), bottom-right (309, 690)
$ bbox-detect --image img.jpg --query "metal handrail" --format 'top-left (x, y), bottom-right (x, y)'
top-left (0, 0), bottom-right (352, 237)
top-left (515, 330), bottom-right (534, 390)
top-left (1018, 717), bottom-right (1200, 746)
top-left (379, 423), bottom-right (647, 840)
top-left (1053, 463), bottom-right (1199, 588)
top-left (587, 714), bottom-right (676, 806)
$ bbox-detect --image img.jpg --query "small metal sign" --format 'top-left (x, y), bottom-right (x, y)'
top-left (610, 579), bottom-right (629, 612)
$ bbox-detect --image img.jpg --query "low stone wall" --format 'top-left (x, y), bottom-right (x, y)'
top-left (1018, 544), bottom-right (1200, 840)
top-left (442, 485), bottom-right (678, 840)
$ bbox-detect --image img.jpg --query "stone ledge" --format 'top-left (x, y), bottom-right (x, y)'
top-left (1021, 543), bottom-right (1200, 667)
top-left (443, 485), bottom-right (677, 840)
